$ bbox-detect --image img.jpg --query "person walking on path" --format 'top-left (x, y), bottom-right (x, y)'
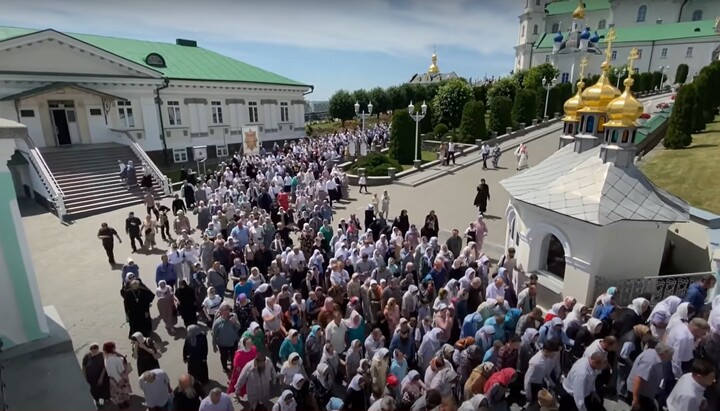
top-left (125, 212), bottom-right (143, 253)
top-left (358, 173), bottom-right (369, 194)
top-left (447, 140), bottom-right (457, 165)
top-left (97, 222), bottom-right (122, 265)
top-left (481, 143), bottom-right (490, 170)
top-left (473, 179), bottom-right (491, 215)
top-left (491, 144), bottom-right (501, 168)
top-left (82, 342), bottom-right (111, 408)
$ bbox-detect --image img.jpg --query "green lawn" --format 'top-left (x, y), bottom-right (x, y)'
top-left (642, 117), bottom-right (720, 214)
top-left (399, 151), bottom-right (440, 170)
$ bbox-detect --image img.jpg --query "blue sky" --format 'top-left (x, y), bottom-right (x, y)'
top-left (1, 0), bottom-right (520, 100)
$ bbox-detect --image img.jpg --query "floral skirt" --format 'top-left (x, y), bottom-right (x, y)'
top-left (110, 375), bottom-right (132, 404)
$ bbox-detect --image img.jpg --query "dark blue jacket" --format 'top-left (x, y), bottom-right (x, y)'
top-left (682, 282), bottom-right (707, 313)
top-left (389, 333), bottom-right (416, 361)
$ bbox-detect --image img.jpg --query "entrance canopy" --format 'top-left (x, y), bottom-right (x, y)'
top-left (0, 82), bottom-right (126, 102)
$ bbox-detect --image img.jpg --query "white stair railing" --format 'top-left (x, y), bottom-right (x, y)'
top-left (112, 129), bottom-right (172, 196)
top-left (15, 136), bottom-right (67, 220)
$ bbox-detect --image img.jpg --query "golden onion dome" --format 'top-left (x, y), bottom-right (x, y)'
top-left (579, 61), bottom-right (621, 113)
top-left (562, 80), bottom-right (585, 122)
top-left (428, 52), bottom-right (439, 74)
top-left (604, 77), bottom-right (644, 127)
top-left (573, 1), bottom-right (586, 19)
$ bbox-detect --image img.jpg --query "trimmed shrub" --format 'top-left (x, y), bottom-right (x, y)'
top-left (389, 109), bottom-right (420, 164)
top-left (349, 152), bottom-right (402, 176)
top-left (434, 123), bottom-right (449, 138)
top-left (511, 88), bottom-right (538, 128)
top-left (664, 84), bottom-right (695, 149)
top-left (489, 96), bottom-right (513, 134)
top-left (458, 101), bottom-right (488, 143)
top-left (675, 63), bottom-right (689, 84)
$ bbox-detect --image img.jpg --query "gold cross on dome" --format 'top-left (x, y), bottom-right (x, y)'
top-left (579, 57), bottom-right (589, 79)
top-left (627, 47), bottom-right (640, 72)
top-left (604, 27), bottom-right (617, 62)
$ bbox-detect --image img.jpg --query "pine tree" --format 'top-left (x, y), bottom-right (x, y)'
top-left (511, 89), bottom-right (538, 128)
top-left (663, 84), bottom-right (694, 149)
top-left (489, 96), bottom-right (513, 134)
top-left (458, 101), bottom-right (488, 143)
top-left (389, 109), bottom-right (419, 164)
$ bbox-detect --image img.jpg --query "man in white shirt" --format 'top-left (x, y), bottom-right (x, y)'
top-left (284, 246), bottom-right (306, 271)
top-left (582, 336), bottom-right (617, 358)
top-left (524, 339), bottom-right (561, 403)
top-left (325, 310), bottom-right (348, 354)
top-left (665, 318), bottom-right (709, 379)
top-left (485, 276), bottom-right (506, 300)
top-left (446, 141), bottom-right (456, 165)
top-left (667, 359), bottom-right (716, 411)
top-left (559, 352), bottom-right (607, 411)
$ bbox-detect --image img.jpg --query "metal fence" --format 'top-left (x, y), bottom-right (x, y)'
top-left (594, 271), bottom-right (712, 307)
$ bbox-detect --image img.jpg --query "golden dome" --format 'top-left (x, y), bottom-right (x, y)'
top-left (573, 1), bottom-right (586, 19)
top-left (578, 62), bottom-right (621, 113)
top-left (562, 80), bottom-right (586, 122)
top-left (428, 52), bottom-right (440, 75)
top-left (604, 78), bottom-right (644, 127)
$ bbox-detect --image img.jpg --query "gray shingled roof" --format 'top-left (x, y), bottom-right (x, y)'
top-left (500, 144), bottom-right (689, 226)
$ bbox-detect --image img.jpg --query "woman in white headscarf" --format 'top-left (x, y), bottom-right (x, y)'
top-left (319, 343), bottom-right (340, 383)
top-left (475, 326), bottom-right (496, 354)
top-left (444, 279), bottom-right (460, 300)
top-left (370, 348), bottom-right (391, 399)
top-left (280, 352), bottom-right (307, 386)
top-left (310, 362), bottom-right (333, 408)
top-left (155, 280), bottom-right (177, 334)
top-left (418, 328), bottom-right (443, 368)
top-left (649, 296), bottom-right (682, 322)
top-left (459, 268), bottom-right (476, 291)
top-left (345, 339), bottom-right (363, 383)
top-left (430, 368), bottom-right (459, 404)
top-left (272, 390), bottom-right (297, 411)
top-left (666, 301), bottom-right (693, 332)
top-left (563, 304), bottom-right (588, 339)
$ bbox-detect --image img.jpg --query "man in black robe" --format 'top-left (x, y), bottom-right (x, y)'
top-left (121, 279), bottom-right (154, 338)
top-left (473, 179), bottom-right (491, 214)
top-left (171, 374), bottom-right (205, 411)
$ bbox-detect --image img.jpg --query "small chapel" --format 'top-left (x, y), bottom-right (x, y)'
top-left (499, 33), bottom-right (690, 307)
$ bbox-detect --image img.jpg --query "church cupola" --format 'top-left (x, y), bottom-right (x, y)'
top-left (560, 56), bottom-right (588, 149)
top-left (571, 1), bottom-right (586, 33)
top-left (574, 27), bottom-right (621, 154)
top-left (579, 27), bottom-right (591, 51)
top-left (553, 31), bottom-right (564, 53)
top-left (600, 48), bottom-right (644, 168)
top-left (428, 47), bottom-right (440, 75)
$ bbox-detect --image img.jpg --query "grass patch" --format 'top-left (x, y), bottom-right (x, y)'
top-left (641, 117), bottom-right (720, 214)
top-left (399, 151), bottom-right (441, 170)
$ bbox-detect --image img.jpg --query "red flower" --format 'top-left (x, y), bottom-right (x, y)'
top-left (639, 113), bottom-right (651, 119)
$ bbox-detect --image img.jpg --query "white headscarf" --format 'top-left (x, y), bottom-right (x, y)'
top-left (401, 370), bottom-right (421, 391)
top-left (667, 302), bottom-right (692, 332)
top-left (563, 304), bottom-right (586, 331)
top-left (277, 390), bottom-right (297, 411)
top-left (649, 296), bottom-right (682, 319)
top-left (348, 374), bottom-right (364, 392)
top-left (629, 298), bottom-right (649, 316)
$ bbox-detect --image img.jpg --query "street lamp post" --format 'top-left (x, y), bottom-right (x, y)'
top-left (354, 101), bottom-right (373, 133)
top-left (541, 77), bottom-right (557, 119)
top-left (614, 68), bottom-right (627, 89)
top-left (408, 101), bottom-right (427, 166)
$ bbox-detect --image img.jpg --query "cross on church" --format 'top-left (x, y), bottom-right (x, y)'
top-left (579, 56), bottom-right (589, 80)
top-left (627, 47), bottom-right (640, 72)
top-left (604, 27), bottom-right (617, 62)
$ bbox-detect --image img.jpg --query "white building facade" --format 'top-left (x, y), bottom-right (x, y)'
top-left (0, 28), bottom-right (312, 164)
top-left (515, 0), bottom-right (720, 84)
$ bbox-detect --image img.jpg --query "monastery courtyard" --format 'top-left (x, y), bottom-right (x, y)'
top-left (14, 121), bottom-right (644, 411)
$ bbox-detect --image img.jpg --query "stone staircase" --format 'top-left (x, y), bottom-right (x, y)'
top-left (40, 143), bottom-right (166, 219)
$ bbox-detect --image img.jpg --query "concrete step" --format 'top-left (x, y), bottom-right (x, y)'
top-left (52, 167), bottom-right (148, 177)
top-left (66, 197), bottom-right (149, 219)
top-left (64, 190), bottom-right (156, 207)
top-left (61, 182), bottom-right (161, 196)
top-left (45, 157), bottom-right (142, 168)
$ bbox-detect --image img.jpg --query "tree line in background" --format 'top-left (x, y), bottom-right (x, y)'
top-left (664, 61), bottom-right (720, 149)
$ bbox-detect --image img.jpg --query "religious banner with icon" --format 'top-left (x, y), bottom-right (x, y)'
top-left (243, 125), bottom-right (260, 155)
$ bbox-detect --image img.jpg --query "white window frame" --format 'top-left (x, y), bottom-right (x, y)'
top-left (686, 47), bottom-right (694, 58)
top-left (117, 100), bottom-right (135, 128)
top-left (561, 72), bottom-right (570, 83)
top-left (661, 48), bottom-right (668, 58)
top-left (279, 102), bottom-right (290, 123)
top-left (173, 148), bottom-right (188, 163)
top-left (545, 55), bottom-right (550, 63)
top-left (611, 50), bottom-right (617, 60)
top-left (167, 101), bottom-right (182, 126)
top-left (691, 10), bottom-right (703, 21)
top-left (215, 144), bottom-right (229, 158)
top-left (637, 5), bottom-right (647, 23)
top-left (532, 24), bottom-right (538, 35)
top-left (211, 101), bottom-right (224, 124)
top-left (248, 101), bottom-right (259, 123)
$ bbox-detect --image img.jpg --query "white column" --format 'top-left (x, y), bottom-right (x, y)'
top-left (0, 120), bottom-right (50, 348)
top-left (189, 104), bottom-right (200, 133)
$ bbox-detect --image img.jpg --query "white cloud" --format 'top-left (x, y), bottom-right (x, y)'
top-left (0, 0), bottom-right (519, 57)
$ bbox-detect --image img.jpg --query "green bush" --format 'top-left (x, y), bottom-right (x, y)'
top-left (389, 109), bottom-right (419, 164)
top-left (675, 63), bottom-right (689, 84)
top-left (349, 152), bottom-right (402, 176)
top-left (511, 89), bottom-right (538, 128)
top-left (489, 96), bottom-right (513, 134)
top-left (458, 101), bottom-right (488, 143)
top-left (434, 123), bottom-right (449, 138)
top-left (664, 84), bottom-right (695, 149)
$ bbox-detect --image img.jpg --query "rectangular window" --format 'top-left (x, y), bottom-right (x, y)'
top-left (211, 101), bottom-right (224, 124)
top-left (215, 144), bottom-right (229, 158)
top-left (561, 72), bottom-right (570, 83)
top-left (248, 101), bottom-right (259, 123)
top-left (686, 47), bottom-right (693, 58)
top-left (117, 100), bottom-right (134, 128)
top-left (661, 48), bottom-right (668, 58)
top-left (66, 110), bottom-right (76, 123)
top-left (89, 108), bottom-right (102, 116)
top-left (280, 102), bottom-right (289, 122)
top-left (173, 148), bottom-right (188, 163)
top-left (167, 101), bottom-right (182, 126)
top-left (611, 50), bottom-right (617, 60)
top-left (20, 109), bottom-right (35, 117)
top-left (637, 49), bottom-right (643, 59)
top-left (545, 55), bottom-right (550, 63)
top-left (634, 68), bottom-right (640, 74)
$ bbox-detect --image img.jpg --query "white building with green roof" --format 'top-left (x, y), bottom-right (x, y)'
top-left (0, 26), bottom-right (312, 158)
top-left (515, 1), bottom-right (720, 83)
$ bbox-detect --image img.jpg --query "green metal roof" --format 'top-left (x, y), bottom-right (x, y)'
top-left (545, 0), bottom-right (610, 16)
top-left (536, 19), bottom-right (719, 48)
top-left (0, 26), bottom-right (310, 88)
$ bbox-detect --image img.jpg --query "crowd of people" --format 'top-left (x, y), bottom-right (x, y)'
top-left (89, 133), bottom-right (720, 411)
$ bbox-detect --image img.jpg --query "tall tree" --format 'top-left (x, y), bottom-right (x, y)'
top-left (473, 84), bottom-right (489, 107)
top-left (368, 87), bottom-right (390, 119)
top-left (489, 96), bottom-right (513, 134)
top-left (458, 101), bottom-right (488, 143)
top-left (351, 89), bottom-right (371, 112)
top-left (431, 78), bottom-right (475, 129)
top-left (389, 109), bottom-right (419, 164)
top-left (328, 90), bottom-right (355, 126)
top-left (663, 84), bottom-right (694, 149)
top-left (487, 77), bottom-right (518, 104)
top-left (512, 89), bottom-right (538, 128)
top-left (675, 63), bottom-right (689, 84)
top-left (522, 63), bottom-right (561, 90)
top-left (386, 86), bottom-right (407, 110)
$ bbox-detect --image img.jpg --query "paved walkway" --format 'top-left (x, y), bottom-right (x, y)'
top-left (16, 94), bottom-right (674, 410)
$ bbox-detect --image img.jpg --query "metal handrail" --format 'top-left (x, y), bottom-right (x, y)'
top-left (16, 136), bottom-right (67, 219)
top-left (641, 271), bottom-right (713, 280)
top-left (112, 129), bottom-right (171, 196)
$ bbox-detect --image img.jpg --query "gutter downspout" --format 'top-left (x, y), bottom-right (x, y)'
top-left (529, 41), bottom-right (535, 69)
top-left (154, 78), bottom-right (170, 165)
top-left (678, 0), bottom-right (689, 23)
top-left (647, 40), bottom-right (656, 73)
